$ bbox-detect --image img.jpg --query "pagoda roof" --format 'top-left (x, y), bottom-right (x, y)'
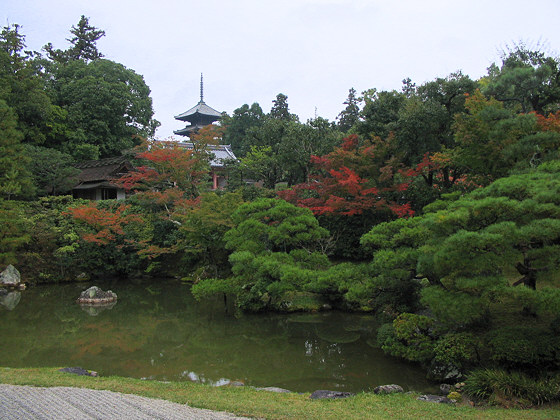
top-left (173, 123), bottom-right (207, 136)
top-left (174, 100), bottom-right (222, 122)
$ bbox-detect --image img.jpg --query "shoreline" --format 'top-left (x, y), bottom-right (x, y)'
top-left (1, 367), bottom-right (559, 420)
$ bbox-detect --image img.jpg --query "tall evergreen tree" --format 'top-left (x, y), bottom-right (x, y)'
top-left (0, 100), bottom-right (34, 199)
top-left (337, 87), bottom-right (360, 132)
top-left (44, 15), bottom-right (105, 63)
top-left (270, 93), bottom-right (294, 120)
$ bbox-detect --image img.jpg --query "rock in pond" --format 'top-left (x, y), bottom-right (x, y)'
top-left (373, 384), bottom-right (404, 394)
top-left (309, 390), bottom-right (355, 400)
top-left (77, 286), bottom-right (117, 305)
top-left (0, 265), bottom-right (24, 289)
top-left (417, 394), bottom-right (453, 404)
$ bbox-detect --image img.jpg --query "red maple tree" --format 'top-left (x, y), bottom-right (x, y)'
top-left (278, 135), bottom-right (414, 218)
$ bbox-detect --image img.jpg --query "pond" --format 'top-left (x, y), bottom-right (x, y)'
top-left (0, 279), bottom-right (435, 393)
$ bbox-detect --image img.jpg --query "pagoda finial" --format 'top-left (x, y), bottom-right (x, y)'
top-left (200, 73), bottom-right (204, 102)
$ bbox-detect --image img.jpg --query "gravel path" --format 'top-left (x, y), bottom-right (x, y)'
top-left (0, 384), bottom-right (253, 420)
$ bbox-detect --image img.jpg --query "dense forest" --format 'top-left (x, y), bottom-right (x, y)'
top-left (2, 17), bottom-right (560, 405)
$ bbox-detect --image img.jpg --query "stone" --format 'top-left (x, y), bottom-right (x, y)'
top-left (439, 383), bottom-right (453, 395)
top-left (447, 391), bottom-right (462, 402)
top-left (218, 381), bottom-right (245, 387)
top-left (454, 382), bottom-right (466, 390)
top-left (77, 286), bottom-right (117, 305)
top-left (0, 291), bottom-right (21, 310)
top-left (76, 273), bottom-right (90, 282)
top-left (0, 265), bottom-right (21, 287)
top-left (427, 361), bottom-right (463, 382)
top-left (256, 387), bottom-right (292, 393)
top-left (58, 367), bottom-right (98, 377)
top-left (309, 390), bottom-right (355, 400)
top-left (373, 384), bottom-right (404, 394)
top-left (417, 394), bottom-right (453, 404)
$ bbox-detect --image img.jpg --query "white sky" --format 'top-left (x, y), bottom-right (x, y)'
top-left (3, 0), bottom-right (560, 139)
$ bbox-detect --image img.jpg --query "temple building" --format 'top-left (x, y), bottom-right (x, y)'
top-left (173, 74), bottom-right (237, 189)
top-left (72, 156), bottom-right (133, 200)
top-left (174, 74), bottom-right (222, 138)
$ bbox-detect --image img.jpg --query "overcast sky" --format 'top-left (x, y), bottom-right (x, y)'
top-left (4, 0), bottom-right (560, 139)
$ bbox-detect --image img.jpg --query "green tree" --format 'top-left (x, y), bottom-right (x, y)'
top-left (452, 90), bottom-right (560, 184)
top-left (483, 43), bottom-right (560, 114)
top-left (337, 87), bottom-right (360, 132)
top-left (192, 198), bottom-right (331, 311)
top-left (177, 192), bottom-right (244, 277)
top-left (357, 89), bottom-right (405, 139)
top-left (221, 102), bottom-right (265, 157)
top-left (0, 199), bottom-right (30, 265)
top-left (270, 93), bottom-right (297, 121)
top-left (0, 100), bottom-right (34, 199)
top-left (25, 145), bottom-right (80, 196)
top-left (366, 162), bottom-right (560, 374)
top-left (49, 59), bottom-right (159, 158)
top-left (44, 15), bottom-right (105, 63)
top-left (0, 24), bottom-right (66, 147)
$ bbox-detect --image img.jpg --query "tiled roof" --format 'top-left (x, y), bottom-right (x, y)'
top-left (153, 141), bottom-right (237, 168)
top-left (173, 124), bottom-right (207, 136)
top-left (73, 156), bottom-right (133, 183)
top-left (174, 101), bottom-right (222, 121)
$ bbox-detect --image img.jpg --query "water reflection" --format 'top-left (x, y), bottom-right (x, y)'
top-left (79, 301), bottom-right (117, 316)
top-left (0, 291), bottom-right (21, 310)
top-left (0, 279), bottom-right (435, 393)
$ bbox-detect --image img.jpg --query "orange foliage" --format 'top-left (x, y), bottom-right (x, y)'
top-left (535, 111), bottom-right (560, 133)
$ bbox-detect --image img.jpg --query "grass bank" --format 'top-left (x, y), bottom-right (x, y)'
top-left (1, 367), bottom-right (559, 420)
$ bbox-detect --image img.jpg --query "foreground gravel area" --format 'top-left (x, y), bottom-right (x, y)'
top-left (0, 384), bottom-right (253, 420)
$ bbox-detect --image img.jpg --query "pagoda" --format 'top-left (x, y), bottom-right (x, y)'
top-left (174, 74), bottom-right (222, 138)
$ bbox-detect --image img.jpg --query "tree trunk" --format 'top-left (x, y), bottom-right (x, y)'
top-left (513, 261), bottom-right (537, 290)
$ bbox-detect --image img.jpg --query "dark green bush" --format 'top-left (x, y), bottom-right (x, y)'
top-left (487, 326), bottom-right (560, 371)
top-left (464, 369), bottom-right (560, 406)
top-left (433, 332), bottom-right (480, 370)
top-left (378, 313), bottom-right (436, 363)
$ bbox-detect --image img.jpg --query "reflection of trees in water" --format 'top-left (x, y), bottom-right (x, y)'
top-left (0, 280), bottom-right (432, 392)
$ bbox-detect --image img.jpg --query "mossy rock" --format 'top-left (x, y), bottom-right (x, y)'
top-left (447, 391), bottom-right (462, 402)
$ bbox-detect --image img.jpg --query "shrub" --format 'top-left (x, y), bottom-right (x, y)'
top-left (378, 313), bottom-right (436, 363)
top-left (433, 332), bottom-right (480, 370)
top-left (464, 369), bottom-right (560, 406)
top-left (487, 326), bottom-right (560, 371)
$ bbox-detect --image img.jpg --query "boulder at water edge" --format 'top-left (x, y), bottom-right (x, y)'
top-left (77, 286), bottom-right (117, 305)
top-left (0, 265), bottom-right (24, 289)
top-left (373, 384), bottom-right (404, 394)
top-left (58, 367), bottom-right (98, 377)
top-left (417, 394), bottom-right (453, 404)
top-left (309, 390), bottom-right (355, 399)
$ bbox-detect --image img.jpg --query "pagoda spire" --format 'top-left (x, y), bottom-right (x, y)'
top-left (173, 73), bottom-right (221, 138)
top-left (200, 73), bottom-right (204, 103)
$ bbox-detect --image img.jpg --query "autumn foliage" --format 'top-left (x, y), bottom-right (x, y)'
top-left (117, 139), bottom-right (210, 197)
top-left (279, 135), bottom-right (414, 218)
top-left (68, 202), bottom-right (142, 246)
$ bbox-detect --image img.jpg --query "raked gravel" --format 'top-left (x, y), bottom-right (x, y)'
top-left (0, 384), bottom-right (253, 420)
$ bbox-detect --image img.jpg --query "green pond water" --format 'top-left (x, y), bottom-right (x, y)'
top-left (0, 279), bottom-right (435, 393)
